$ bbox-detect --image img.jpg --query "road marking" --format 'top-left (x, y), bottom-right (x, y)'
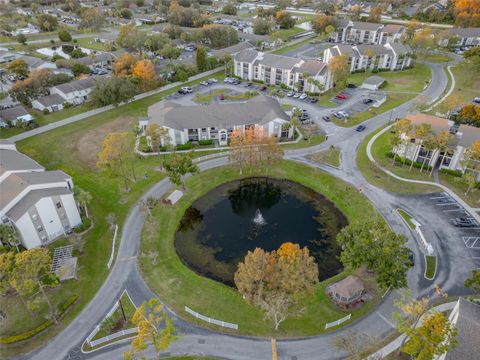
top-left (443, 208), bottom-right (466, 213)
top-left (435, 202), bottom-right (458, 206)
top-left (463, 237), bottom-right (480, 248)
top-left (430, 195), bottom-right (450, 200)
top-left (117, 256), bottom-right (137, 262)
top-left (376, 312), bottom-right (395, 328)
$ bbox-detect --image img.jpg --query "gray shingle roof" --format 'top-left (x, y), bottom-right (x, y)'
top-left (234, 48), bottom-right (260, 63)
top-left (0, 105), bottom-right (30, 122)
top-left (458, 124), bottom-right (480, 148)
top-left (446, 298), bottom-right (480, 360)
top-left (6, 187), bottom-right (72, 222)
top-left (336, 44), bottom-right (358, 57)
top-left (296, 60), bottom-right (327, 75)
top-left (76, 53), bottom-right (114, 65)
top-left (52, 76), bottom-right (97, 94)
top-left (259, 53), bottom-right (300, 70)
top-left (34, 94), bottom-right (65, 107)
top-left (356, 44), bottom-right (392, 55)
top-left (212, 42), bottom-right (254, 58)
top-left (0, 149), bottom-right (44, 176)
top-left (148, 95), bottom-right (289, 130)
top-left (448, 27), bottom-right (480, 38)
top-left (388, 42), bottom-right (411, 55)
top-left (351, 21), bottom-right (383, 31)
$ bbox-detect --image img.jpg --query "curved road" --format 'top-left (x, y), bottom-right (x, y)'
top-left (22, 59), bottom-right (476, 360)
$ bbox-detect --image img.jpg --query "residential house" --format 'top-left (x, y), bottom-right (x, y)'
top-left (0, 143), bottom-right (82, 249)
top-left (49, 76), bottom-right (97, 105)
top-left (76, 53), bottom-right (114, 69)
top-left (139, 95), bottom-right (291, 147)
top-left (331, 20), bottom-right (405, 45)
top-left (0, 50), bottom-right (19, 63)
top-left (0, 105), bottom-right (33, 127)
top-left (393, 114), bottom-right (480, 179)
top-left (323, 42), bottom-right (412, 72)
top-left (434, 298), bottom-right (480, 360)
top-left (19, 55), bottom-right (57, 72)
top-left (233, 49), bottom-right (332, 93)
top-left (444, 28), bottom-right (480, 47)
top-left (31, 94), bottom-right (65, 112)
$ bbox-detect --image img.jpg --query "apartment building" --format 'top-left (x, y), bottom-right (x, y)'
top-left (331, 20), bottom-right (405, 45)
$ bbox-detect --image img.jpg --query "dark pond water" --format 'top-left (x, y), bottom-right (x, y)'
top-left (174, 177), bottom-right (348, 286)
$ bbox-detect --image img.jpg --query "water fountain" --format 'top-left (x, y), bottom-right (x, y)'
top-left (253, 209), bottom-right (267, 226)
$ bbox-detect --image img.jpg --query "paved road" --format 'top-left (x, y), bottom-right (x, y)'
top-left (20, 59), bottom-right (477, 360)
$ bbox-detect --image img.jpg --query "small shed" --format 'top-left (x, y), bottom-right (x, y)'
top-left (327, 275), bottom-right (365, 309)
top-left (361, 76), bottom-right (385, 91)
top-left (164, 190), bottom-right (183, 205)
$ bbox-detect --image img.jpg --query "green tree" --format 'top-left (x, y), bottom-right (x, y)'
top-left (336, 219), bottom-right (410, 290)
top-left (410, 123), bottom-right (432, 171)
top-left (36, 14), bottom-right (58, 31)
top-left (160, 43), bottom-right (181, 64)
top-left (253, 18), bottom-right (272, 35)
top-left (196, 45), bottom-right (207, 72)
top-left (58, 28), bottom-right (72, 42)
top-left (90, 77), bottom-right (137, 107)
top-left (275, 11), bottom-right (295, 29)
top-left (79, 8), bottom-right (105, 30)
top-left (74, 187), bottom-right (92, 218)
top-left (70, 62), bottom-right (91, 76)
top-left (222, 2), bottom-right (237, 15)
top-left (124, 298), bottom-right (176, 360)
top-left (162, 152), bottom-right (199, 189)
top-left (465, 269), bottom-right (480, 293)
top-left (16, 33), bottom-right (27, 45)
top-left (0, 225), bottom-right (21, 252)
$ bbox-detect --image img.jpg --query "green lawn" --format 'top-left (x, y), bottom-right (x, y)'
top-left (439, 173), bottom-right (480, 207)
top-left (397, 209), bottom-right (416, 230)
top-left (422, 53), bottom-right (453, 63)
top-left (140, 161), bottom-right (382, 337)
top-left (425, 256), bottom-right (437, 279)
top-left (272, 36), bottom-right (317, 55)
top-left (271, 27), bottom-right (305, 41)
top-left (307, 146), bottom-right (341, 167)
top-left (356, 126), bottom-right (440, 194)
top-left (193, 89), bottom-right (258, 104)
top-left (281, 133), bottom-right (326, 149)
top-left (74, 37), bottom-right (109, 51)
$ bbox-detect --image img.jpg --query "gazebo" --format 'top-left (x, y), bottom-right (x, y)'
top-left (327, 275), bottom-right (365, 309)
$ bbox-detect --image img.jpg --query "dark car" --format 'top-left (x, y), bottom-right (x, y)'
top-left (260, 85), bottom-right (268, 91)
top-left (245, 82), bottom-right (253, 87)
top-left (347, 83), bottom-right (357, 88)
top-left (452, 218), bottom-right (477, 228)
top-left (363, 99), bottom-right (374, 105)
top-left (232, 79), bottom-right (241, 85)
top-left (310, 97), bottom-right (319, 103)
top-left (322, 116), bottom-right (331, 122)
top-left (356, 125), bottom-right (366, 132)
top-left (408, 251), bottom-right (415, 266)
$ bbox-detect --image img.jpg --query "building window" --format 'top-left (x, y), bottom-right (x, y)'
top-left (37, 225), bottom-right (43, 231)
top-left (56, 202), bottom-right (62, 209)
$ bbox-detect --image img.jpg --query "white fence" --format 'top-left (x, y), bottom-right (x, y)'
top-left (107, 224), bottom-right (118, 269)
top-left (185, 306), bottom-right (238, 330)
top-left (89, 327), bottom-right (137, 348)
top-left (325, 314), bottom-right (352, 329)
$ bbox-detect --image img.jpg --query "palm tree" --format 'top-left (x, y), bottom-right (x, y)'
top-left (394, 118), bottom-right (412, 165)
top-left (420, 135), bottom-right (436, 173)
top-left (390, 132), bottom-right (401, 165)
top-left (74, 187), bottom-right (92, 219)
top-left (410, 123), bottom-right (432, 171)
top-left (431, 130), bottom-right (453, 176)
top-left (302, 72), bottom-right (325, 94)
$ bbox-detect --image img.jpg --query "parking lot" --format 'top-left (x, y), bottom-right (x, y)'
top-left (428, 192), bottom-right (480, 269)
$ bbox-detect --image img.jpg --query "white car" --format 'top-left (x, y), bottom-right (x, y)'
top-left (223, 77), bottom-right (231, 83)
top-left (338, 111), bottom-right (349, 117)
top-left (299, 93), bottom-right (308, 100)
top-left (287, 91), bottom-right (294, 97)
top-left (181, 87), bottom-right (192, 93)
top-left (200, 81), bottom-right (209, 86)
top-left (209, 78), bottom-right (218, 83)
top-left (293, 93), bottom-right (301, 98)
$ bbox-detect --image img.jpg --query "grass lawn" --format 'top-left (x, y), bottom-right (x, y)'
top-left (307, 146), bottom-right (341, 167)
top-left (439, 173), bottom-right (480, 207)
top-left (433, 60), bottom-right (480, 114)
top-left (425, 256), bottom-right (437, 279)
top-left (271, 27), bottom-right (305, 41)
top-left (74, 37), bottom-right (108, 51)
top-left (422, 53), bottom-right (453, 63)
top-left (272, 36), bottom-right (316, 55)
top-left (193, 88), bottom-right (258, 104)
top-left (397, 209), bottom-right (416, 230)
top-left (281, 134), bottom-right (326, 149)
top-left (356, 126), bottom-right (440, 194)
top-left (140, 160), bottom-right (382, 337)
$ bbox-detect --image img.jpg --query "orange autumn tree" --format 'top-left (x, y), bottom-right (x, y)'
top-left (132, 60), bottom-right (161, 92)
top-left (114, 53), bottom-right (138, 76)
top-left (454, 0), bottom-right (480, 27)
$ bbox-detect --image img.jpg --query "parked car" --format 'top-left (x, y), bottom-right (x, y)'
top-left (223, 77), bottom-right (231, 83)
top-left (452, 218), bottom-right (477, 228)
top-left (209, 78), bottom-right (218, 83)
top-left (232, 78), bottom-right (241, 85)
top-left (178, 86), bottom-right (192, 94)
top-left (356, 125), bottom-right (366, 132)
top-left (260, 85), bottom-right (268, 91)
top-left (363, 98), bottom-right (374, 105)
top-left (322, 116), bottom-right (331, 122)
top-left (338, 111), bottom-right (349, 117)
top-left (245, 82), bottom-right (253, 87)
top-left (299, 93), bottom-right (308, 100)
top-left (310, 97), bottom-right (318, 103)
top-left (200, 81), bottom-right (209, 86)
top-left (347, 83), bottom-right (357, 88)
top-left (336, 94), bottom-right (347, 100)
top-left (408, 251), bottom-right (415, 266)
top-left (287, 91), bottom-right (294, 97)
top-left (333, 112), bottom-right (344, 119)
top-left (293, 93), bottom-right (301, 98)
top-left (474, 97), bottom-right (480, 103)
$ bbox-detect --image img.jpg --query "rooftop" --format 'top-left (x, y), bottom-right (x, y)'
top-left (404, 114), bottom-right (450, 134)
top-left (446, 298), bottom-right (480, 360)
top-left (0, 105), bottom-right (31, 122)
top-left (34, 93), bottom-right (65, 107)
top-left (0, 149), bottom-right (44, 177)
top-left (52, 76), bottom-right (98, 94)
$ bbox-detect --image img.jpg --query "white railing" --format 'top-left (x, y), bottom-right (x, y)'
top-left (325, 313), bottom-right (352, 329)
top-left (193, 151), bottom-right (230, 163)
top-left (107, 224), bottom-right (118, 269)
top-left (89, 327), bottom-right (137, 348)
top-left (185, 306), bottom-right (238, 330)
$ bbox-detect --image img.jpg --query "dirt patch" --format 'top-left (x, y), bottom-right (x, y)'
top-left (75, 116), bottom-right (136, 169)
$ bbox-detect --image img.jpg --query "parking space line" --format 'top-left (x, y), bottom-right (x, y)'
top-left (430, 195), bottom-right (450, 200)
top-left (435, 203), bottom-right (458, 206)
top-left (443, 208), bottom-right (466, 213)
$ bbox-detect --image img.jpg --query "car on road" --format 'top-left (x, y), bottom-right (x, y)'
top-left (408, 251), bottom-right (415, 266)
top-left (322, 116), bottom-right (331, 122)
top-left (336, 94), bottom-right (347, 100)
top-left (223, 77), bottom-right (232, 83)
top-left (299, 93), bottom-right (308, 100)
top-left (293, 93), bottom-right (301, 98)
top-left (200, 81), bottom-right (209, 86)
top-left (452, 218), bottom-right (477, 228)
top-left (356, 125), bottom-right (366, 132)
top-left (244, 82), bottom-right (253, 87)
top-left (287, 91), bottom-right (294, 97)
top-left (333, 112), bottom-right (343, 119)
top-left (310, 97), bottom-right (319, 103)
top-left (232, 78), bottom-right (241, 85)
top-left (347, 83), bottom-right (357, 88)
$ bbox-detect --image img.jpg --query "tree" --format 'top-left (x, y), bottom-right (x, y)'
top-left (162, 152), bottom-right (199, 189)
top-left (79, 8), bottom-right (105, 30)
top-left (465, 269), bottom-right (480, 293)
top-left (328, 55), bottom-right (349, 86)
top-left (410, 27), bottom-right (435, 62)
top-left (6, 59), bottom-right (28, 78)
top-left (124, 298), bottom-right (176, 360)
top-left (116, 24), bottom-right (146, 51)
top-left (70, 62), bottom-right (91, 77)
top-left (10, 248), bottom-right (59, 323)
top-left (9, 68), bottom-right (54, 105)
top-left (350, 5), bottom-right (362, 21)
top-left (336, 219), bottom-right (411, 290)
top-left (222, 2), bottom-right (237, 15)
top-left (453, 0), bottom-right (480, 27)
top-left (432, 130), bottom-right (454, 175)
top-left (16, 34), bottom-right (27, 45)
top-left (132, 60), bottom-right (160, 92)
top-left (97, 132), bottom-right (137, 190)
top-left (90, 76), bottom-right (137, 107)
top-left (234, 243), bottom-right (318, 330)
top-left (58, 28), bottom-right (72, 42)
top-left (275, 11), bottom-right (295, 29)
top-left (253, 18), bottom-right (272, 35)
top-left (0, 251), bottom-right (15, 295)
top-left (146, 123), bottom-right (170, 152)
top-left (36, 14), bottom-right (58, 31)
top-left (0, 225), bottom-right (21, 251)
top-left (196, 45), bottom-right (207, 72)
top-left (461, 140), bottom-right (480, 183)
top-left (160, 43), bottom-right (181, 63)
top-left (119, 8), bottom-right (133, 19)
top-left (200, 24), bottom-right (239, 48)
top-left (332, 331), bottom-right (378, 360)
top-left (405, 20), bottom-right (420, 40)
top-left (312, 15), bottom-right (336, 35)
top-left (395, 118), bottom-right (413, 164)
top-left (410, 123), bottom-right (432, 171)
top-left (403, 311), bottom-right (457, 359)
top-left (74, 187), bottom-right (92, 218)
top-left (368, 7), bottom-right (382, 23)
top-left (114, 53), bottom-right (138, 76)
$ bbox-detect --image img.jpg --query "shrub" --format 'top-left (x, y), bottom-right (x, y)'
top-left (379, 80), bottom-right (388, 89)
top-left (74, 216), bottom-right (91, 233)
top-left (42, 108), bottom-right (50, 115)
top-left (138, 136), bottom-right (151, 152)
top-left (176, 142), bottom-right (193, 150)
top-left (51, 54), bottom-right (65, 62)
top-left (440, 168), bottom-right (463, 177)
top-left (372, 69), bottom-right (379, 73)
top-left (198, 139), bottom-right (213, 146)
top-left (58, 294), bottom-right (78, 313)
top-left (386, 152), bottom-right (432, 170)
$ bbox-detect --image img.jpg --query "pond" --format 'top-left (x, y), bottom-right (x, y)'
top-left (174, 177), bottom-right (348, 286)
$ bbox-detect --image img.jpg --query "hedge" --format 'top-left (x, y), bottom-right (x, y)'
top-left (386, 152), bottom-right (432, 171)
top-left (198, 139), bottom-right (213, 146)
top-left (0, 294), bottom-right (78, 344)
top-left (176, 142), bottom-right (193, 150)
top-left (138, 136), bottom-right (151, 153)
top-left (440, 168), bottom-right (463, 177)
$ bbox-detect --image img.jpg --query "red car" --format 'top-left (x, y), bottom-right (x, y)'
top-left (336, 94), bottom-right (347, 100)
